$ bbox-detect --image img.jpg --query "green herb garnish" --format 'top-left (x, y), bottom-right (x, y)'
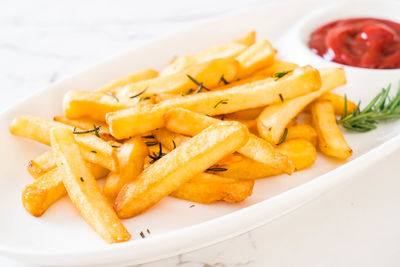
top-left (140, 231), bottom-right (145, 238)
top-left (214, 99), bottom-right (229, 108)
top-left (139, 96), bottom-right (151, 102)
top-left (142, 135), bottom-right (155, 139)
top-left (279, 93), bottom-right (284, 102)
top-left (80, 177), bottom-right (84, 182)
top-left (276, 128), bottom-right (288, 145)
top-left (73, 125), bottom-right (101, 137)
top-left (273, 70), bottom-right (292, 81)
top-left (219, 75), bottom-right (229, 85)
top-left (206, 167), bottom-right (228, 172)
top-left (183, 88), bottom-right (194, 96)
top-left (111, 145), bottom-right (121, 148)
top-left (172, 140), bottom-right (176, 149)
top-left (105, 92), bottom-right (119, 102)
top-left (146, 229), bottom-right (151, 234)
top-left (149, 143), bottom-right (166, 164)
top-left (130, 88), bottom-right (147, 98)
top-left (186, 74), bottom-right (210, 93)
top-left (339, 84), bottom-right (400, 132)
top-left (145, 141), bottom-right (159, 146)
top-left (91, 150), bottom-right (97, 153)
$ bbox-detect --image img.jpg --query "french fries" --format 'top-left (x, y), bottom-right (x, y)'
top-left (50, 127), bottom-right (130, 243)
top-left (171, 173), bottom-right (254, 204)
top-left (114, 121), bottom-right (249, 218)
top-left (164, 108), bottom-right (294, 174)
top-left (107, 66), bottom-right (321, 139)
top-left (103, 137), bottom-right (147, 198)
top-left (10, 116), bottom-right (117, 171)
top-left (95, 69), bottom-right (159, 94)
top-left (11, 31), bottom-right (358, 244)
top-left (117, 58), bottom-right (240, 97)
top-left (311, 101), bottom-right (353, 159)
top-left (63, 90), bottom-right (141, 122)
top-left (22, 163), bottom-right (109, 217)
top-left (236, 40), bottom-right (275, 78)
top-left (257, 68), bottom-right (346, 144)
top-left (53, 116), bottom-right (111, 139)
top-left (319, 92), bottom-right (357, 115)
top-left (27, 150), bottom-right (56, 178)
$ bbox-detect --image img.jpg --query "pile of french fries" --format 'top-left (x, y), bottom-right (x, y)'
top-left (9, 31), bottom-right (357, 243)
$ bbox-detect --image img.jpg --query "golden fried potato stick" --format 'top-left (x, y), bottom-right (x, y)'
top-left (286, 124), bottom-right (317, 146)
top-left (222, 107), bottom-right (264, 120)
top-left (27, 150), bottom-right (56, 178)
top-left (95, 69), bottom-right (158, 94)
top-left (236, 40), bottom-right (275, 78)
top-left (106, 66), bottom-right (321, 139)
top-left (234, 31), bottom-right (256, 46)
top-left (161, 44), bottom-right (246, 76)
top-left (114, 121), bottom-right (249, 218)
top-left (10, 116), bottom-right (117, 171)
top-left (210, 139), bottom-right (317, 179)
top-left (164, 108), bottom-right (294, 174)
top-left (254, 60), bottom-right (299, 77)
top-left (22, 163), bottom-right (109, 217)
top-left (319, 92), bottom-right (357, 116)
top-left (50, 127), bottom-right (130, 243)
top-left (118, 58), bottom-right (240, 97)
top-left (257, 68), bottom-right (346, 144)
top-left (54, 116), bottom-right (111, 139)
top-left (311, 101), bottom-right (353, 159)
top-left (103, 137), bottom-right (147, 198)
top-left (63, 90), bottom-right (143, 122)
top-left (171, 173), bottom-right (254, 204)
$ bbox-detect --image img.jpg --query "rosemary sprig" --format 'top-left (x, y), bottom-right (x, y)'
top-left (187, 74), bottom-right (210, 93)
top-left (183, 88), bottom-right (194, 96)
top-left (130, 88), bottom-right (147, 98)
top-left (206, 167), bottom-right (228, 172)
top-left (273, 70), bottom-right (292, 81)
top-left (219, 75), bottom-right (229, 85)
top-left (339, 84), bottom-right (400, 132)
top-left (139, 96), bottom-right (151, 101)
top-left (172, 140), bottom-right (176, 149)
top-left (148, 143), bottom-right (166, 164)
top-left (276, 128), bottom-right (288, 145)
top-left (214, 99), bottom-right (229, 108)
top-left (142, 135), bottom-right (155, 139)
top-left (73, 124), bottom-right (101, 137)
top-left (105, 92), bottom-right (119, 102)
top-left (145, 141), bottom-right (159, 146)
top-left (279, 93), bottom-right (284, 102)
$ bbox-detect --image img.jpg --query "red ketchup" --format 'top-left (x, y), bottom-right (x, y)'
top-left (308, 18), bottom-right (400, 69)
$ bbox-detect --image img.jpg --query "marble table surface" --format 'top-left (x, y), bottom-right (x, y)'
top-left (2, 0), bottom-right (400, 266)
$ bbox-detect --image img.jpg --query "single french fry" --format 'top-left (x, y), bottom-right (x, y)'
top-left (257, 68), bottom-right (346, 144)
top-left (161, 43), bottom-right (246, 76)
top-left (27, 150), bottom-right (56, 178)
top-left (118, 58), bottom-right (240, 97)
top-left (152, 128), bottom-right (190, 150)
top-left (63, 90), bottom-right (143, 122)
top-left (223, 107), bottom-right (264, 120)
top-left (95, 69), bottom-right (159, 94)
top-left (212, 139), bottom-right (317, 179)
top-left (22, 163), bottom-right (109, 217)
top-left (311, 101), bottom-right (353, 159)
top-left (103, 137), bottom-right (147, 198)
top-left (234, 31), bottom-right (256, 46)
top-left (114, 121), bottom-right (249, 218)
top-left (236, 40), bottom-right (275, 78)
top-left (277, 139), bottom-right (317, 170)
top-left (254, 60), bottom-right (299, 77)
top-left (54, 116), bottom-right (111, 139)
top-left (164, 108), bottom-right (294, 174)
top-left (286, 124), bottom-right (318, 146)
top-left (171, 173), bottom-right (254, 203)
top-left (10, 116), bottom-right (117, 171)
top-left (319, 92), bottom-right (357, 116)
top-left (50, 127), bottom-right (130, 243)
top-left (106, 66), bottom-right (321, 139)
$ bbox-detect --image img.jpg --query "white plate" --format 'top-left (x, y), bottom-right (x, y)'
top-left (1, 0), bottom-right (400, 266)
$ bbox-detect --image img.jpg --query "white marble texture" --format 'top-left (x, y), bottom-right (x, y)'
top-left (2, 0), bottom-right (400, 266)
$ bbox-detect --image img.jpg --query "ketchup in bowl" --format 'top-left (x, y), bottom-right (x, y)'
top-left (308, 18), bottom-right (400, 69)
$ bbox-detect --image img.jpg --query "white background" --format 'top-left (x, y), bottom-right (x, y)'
top-left (2, 0), bottom-right (400, 266)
